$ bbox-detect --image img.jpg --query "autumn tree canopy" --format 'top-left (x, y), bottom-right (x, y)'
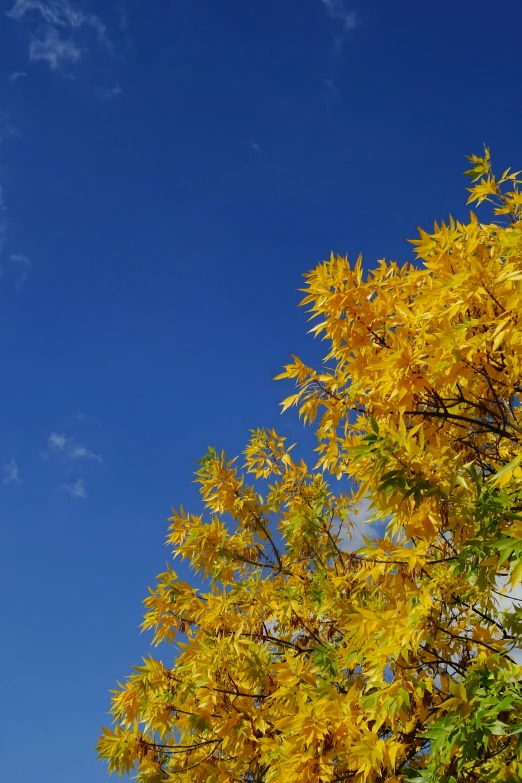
top-left (98, 150), bottom-right (522, 782)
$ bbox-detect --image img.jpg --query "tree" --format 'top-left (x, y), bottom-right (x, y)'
top-left (98, 150), bottom-right (522, 782)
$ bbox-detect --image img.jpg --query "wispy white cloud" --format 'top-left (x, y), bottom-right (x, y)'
top-left (48, 431), bottom-right (103, 463)
top-left (0, 121), bottom-right (28, 290)
top-left (0, 227), bottom-right (30, 293)
top-left (95, 85), bottom-right (122, 100)
top-left (3, 458), bottom-right (21, 485)
top-left (8, 0), bottom-right (106, 38)
top-left (48, 431), bottom-right (68, 450)
top-left (63, 477), bottom-right (87, 498)
top-left (8, 71), bottom-right (27, 81)
top-left (248, 137), bottom-right (260, 153)
top-left (0, 185), bottom-right (6, 258)
top-left (0, 112), bottom-right (20, 144)
top-left (338, 496), bottom-right (382, 552)
top-left (69, 444), bottom-right (103, 463)
top-left (321, 0), bottom-right (358, 31)
top-left (10, 253), bottom-right (32, 290)
top-left (48, 432), bottom-right (102, 499)
top-left (117, 0), bottom-right (129, 32)
top-left (323, 78), bottom-right (340, 107)
top-left (29, 26), bottom-right (82, 68)
top-left (8, 0), bottom-right (108, 70)
top-left (116, 0), bottom-right (132, 48)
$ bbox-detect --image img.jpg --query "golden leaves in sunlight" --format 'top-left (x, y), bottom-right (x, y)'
top-left (98, 150), bottom-right (522, 782)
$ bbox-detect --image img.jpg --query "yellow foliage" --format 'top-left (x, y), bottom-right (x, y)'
top-left (98, 150), bottom-right (522, 782)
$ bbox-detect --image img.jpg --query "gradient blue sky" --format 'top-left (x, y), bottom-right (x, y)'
top-left (1, 0), bottom-right (522, 780)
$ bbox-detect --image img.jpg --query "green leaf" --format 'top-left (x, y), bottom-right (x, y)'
top-left (490, 455), bottom-right (522, 488)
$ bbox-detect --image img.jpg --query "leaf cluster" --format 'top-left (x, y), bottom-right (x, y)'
top-left (98, 150), bottom-right (522, 782)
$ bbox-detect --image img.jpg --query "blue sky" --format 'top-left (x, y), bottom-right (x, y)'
top-left (1, 0), bottom-right (522, 780)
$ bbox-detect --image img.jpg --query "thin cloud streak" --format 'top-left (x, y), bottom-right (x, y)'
top-left (29, 27), bottom-right (82, 68)
top-left (48, 432), bottom-right (102, 499)
top-left (10, 253), bottom-right (32, 290)
top-left (8, 0), bottom-right (109, 70)
top-left (3, 459), bottom-right (21, 485)
top-left (0, 120), bottom-right (28, 291)
top-left (323, 78), bottom-right (340, 107)
top-left (95, 85), bottom-right (122, 100)
top-left (0, 113), bottom-right (20, 144)
top-left (321, 0), bottom-right (358, 30)
top-left (117, 0), bottom-right (129, 32)
top-left (47, 432), bottom-right (103, 464)
top-left (0, 186), bottom-right (6, 257)
top-left (63, 478), bottom-right (87, 498)
top-left (70, 445), bottom-right (103, 463)
top-left (8, 0), bottom-right (106, 38)
top-left (48, 432), bottom-right (68, 450)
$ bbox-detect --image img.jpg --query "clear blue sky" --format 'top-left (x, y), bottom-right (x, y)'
top-left (1, 0), bottom-right (521, 780)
